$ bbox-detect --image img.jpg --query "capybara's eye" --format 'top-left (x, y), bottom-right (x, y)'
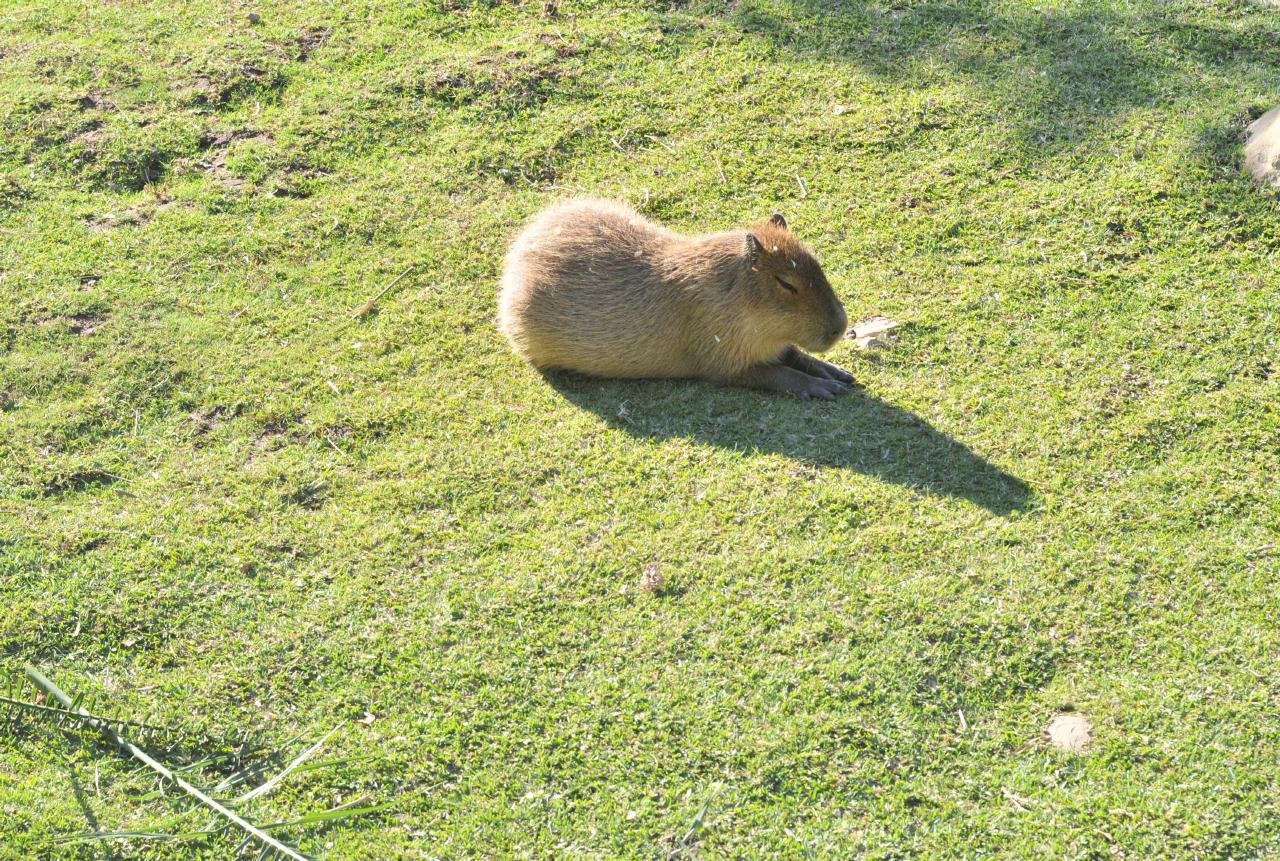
top-left (775, 277), bottom-right (798, 295)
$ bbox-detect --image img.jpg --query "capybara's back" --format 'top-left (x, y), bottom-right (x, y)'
top-left (498, 199), bottom-right (694, 379)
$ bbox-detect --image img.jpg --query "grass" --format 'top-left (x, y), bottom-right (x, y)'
top-left (2, 0), bottom-right (1280, 857)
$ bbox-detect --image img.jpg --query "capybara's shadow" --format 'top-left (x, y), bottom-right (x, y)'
top-left (546, 372), bottom-right (1032, 516)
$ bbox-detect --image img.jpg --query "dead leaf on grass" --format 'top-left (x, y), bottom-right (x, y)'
top-left (640, 562), bottom-right (664, 594)
top-left (1002, 788), bottom-right (1034, 812)
top-left (846, 316), bottom-right (902, 351)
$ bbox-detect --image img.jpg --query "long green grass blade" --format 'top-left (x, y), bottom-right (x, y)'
top-left (211, 730), bottom-right (308, 795)
top-left (258, 796), bottom-right (400, 832)
top-left (23, 663), bottom-right (311, 861)
top-left (236, 722), bottom-right (346, 804)
top-left (0, 694), bottom-right (194, 737)
top-left (51, 828), bottom-right (217, 844)
top-left (680, 782), bottom-right (724, 846)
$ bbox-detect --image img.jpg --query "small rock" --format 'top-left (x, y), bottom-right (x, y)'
top-left (1245, 106), bottom-right (1280, 190)
top-left (247, 11), bottom-right (261, 23)
top-left (833, 104), bottom-right (849, 116)
top-left (1045, 713), bottom-right (1093, 754)
top-left (640, 562), bottom-right (664, 594)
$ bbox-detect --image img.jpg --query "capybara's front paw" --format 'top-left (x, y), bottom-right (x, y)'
top-left (797, 375), bottom-right (850, 401)
top-left (816, 359), bottom-right (857, 386)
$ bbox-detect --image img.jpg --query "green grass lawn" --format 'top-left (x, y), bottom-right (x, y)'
top-left (3, 0), bottom-right (1280, 857)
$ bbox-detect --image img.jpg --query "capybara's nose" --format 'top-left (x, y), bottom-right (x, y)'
top-left (829, 309), bottom-right (848, 341)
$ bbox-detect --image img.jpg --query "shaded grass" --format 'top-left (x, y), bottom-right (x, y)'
top-left (2, 0), bottom-right (1280, 857)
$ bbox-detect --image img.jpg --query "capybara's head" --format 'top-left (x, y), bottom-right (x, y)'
top-left (744, 214), bottom-right (848, 353)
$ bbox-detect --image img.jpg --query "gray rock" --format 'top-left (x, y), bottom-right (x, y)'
top-left (1245, 106), bottom-right (1280, 190)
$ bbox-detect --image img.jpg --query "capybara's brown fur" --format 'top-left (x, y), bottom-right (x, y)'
top-left (498, 199), bottom-right (855, 399)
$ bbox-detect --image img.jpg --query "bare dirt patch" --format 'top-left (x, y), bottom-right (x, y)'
top-left (86, 212), bottom-right (131, 231)
top-left (190, 405), bottom-right (239, 434)
top-left (199, 129), bottom-right (274, 192)
top-left (0, 175), bottom-right (30, 210)
top-left (426, 47), bottom-right (578, 110)
top-left (75, 93), bottom-right (113, 112)
top-left (183, 63), bottom-right (285, 108)
top-left (65, 313), bottom-right (106, 336)
top-left (295, 28), bottom-right (331, 61)
top-left (535, 31), bottom-right (582, 59)
top-left (42, 468), bottom-right (119, 497)
top-left (253, 416), bottom-right (311, 451)
top-left (86, 193), bottom-right (182, 230)
top-left (284, 479), bottom-right (329, 509)
top-left (68, 122), bottom-right (104, 149)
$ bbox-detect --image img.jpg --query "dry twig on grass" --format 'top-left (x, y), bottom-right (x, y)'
top-left (352, 264), bottom-right (416, 319)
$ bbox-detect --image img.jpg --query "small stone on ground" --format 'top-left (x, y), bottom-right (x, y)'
top-left (1046, 713), bottom-right (1093, 754)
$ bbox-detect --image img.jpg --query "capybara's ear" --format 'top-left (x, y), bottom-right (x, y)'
top-left (745, 232), bottom-right (763, 267)
top-left (769, 213), bottom-right (788, 229)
